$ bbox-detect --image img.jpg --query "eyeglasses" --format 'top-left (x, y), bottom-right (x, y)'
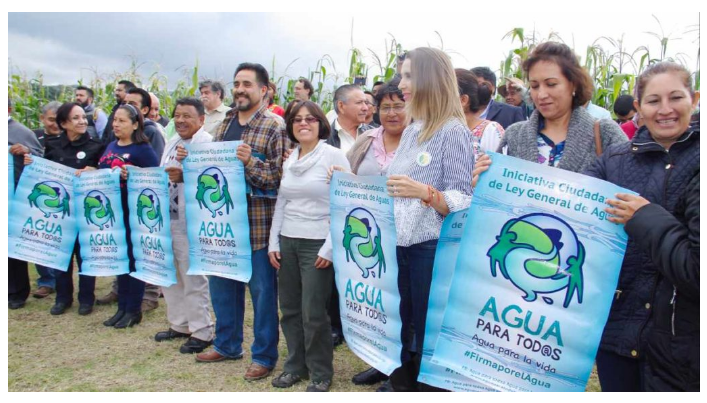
top-left (379, 104), bottom-right (405, 114)
top-left (364, 101), bottom-right (376, 107)
top-left (293, 116), bottom-right (319, 124)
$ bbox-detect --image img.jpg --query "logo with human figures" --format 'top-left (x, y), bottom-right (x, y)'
top-left (28, 181), bottom-right (71, 219)
top-left (343, 208), bottom-right (386, 279)
top-left (137, 189), bottom-right (163, 233)
top-left (487, 213), bottom-right (585, 308)
top-left (195, 167), bottom-right (234, 218)
top-left (83, 190), bottom-right (116, 230)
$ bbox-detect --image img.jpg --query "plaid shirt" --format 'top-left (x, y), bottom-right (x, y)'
top-left (214, 103), bottom-right (292, 251)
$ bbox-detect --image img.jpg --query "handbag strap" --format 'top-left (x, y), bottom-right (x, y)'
top-left (594, 120), bottom-right (603, 156)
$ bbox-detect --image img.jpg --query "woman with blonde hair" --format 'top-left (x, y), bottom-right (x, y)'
top-left (383, 47), bottom-right (474, 391)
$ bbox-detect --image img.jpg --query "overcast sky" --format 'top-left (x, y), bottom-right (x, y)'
top-left (7, 12), bottom-right (700, 92)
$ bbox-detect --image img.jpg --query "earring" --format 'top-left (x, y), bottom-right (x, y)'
top-left (572, 91), bottom-right (576, 97)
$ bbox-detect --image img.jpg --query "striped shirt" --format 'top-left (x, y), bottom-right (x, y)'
top-left (214, 104), bottom-right (292, 251)
top-left (387, 118), bottom-right (474, 247)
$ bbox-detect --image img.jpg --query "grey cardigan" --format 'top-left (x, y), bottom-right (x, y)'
top-left (497, 107), bottom-right (627, 173)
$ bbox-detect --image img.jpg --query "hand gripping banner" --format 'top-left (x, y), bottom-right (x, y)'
top-left (8, 157), bottom-right (78, 271)
top-left (182, 141), bottom-right (252, 282)
top-left (127, 166), bottom-right (177, 287)
top-left (418, 209), bottom-right (497, 391)
top-left (431, 152), bottom-right (632, 392)
top-left (74, 169), bottom-right (130, 276)
top-left (330, 172), bottom-right (402, 375)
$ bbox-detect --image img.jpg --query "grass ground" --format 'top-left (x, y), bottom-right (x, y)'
top-left (8, 268), bottom-right (601, 392)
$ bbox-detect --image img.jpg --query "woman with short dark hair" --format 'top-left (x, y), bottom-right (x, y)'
top-left (99, 104), bottom-right (160, 329)
top-left (23, 102), bottom-right (105, 316)
top-left (268, 101), bottom-right (350, 392)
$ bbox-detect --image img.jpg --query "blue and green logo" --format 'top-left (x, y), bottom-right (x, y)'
top-left (83, 190), bottom-right (116, 230)
top-left (195, 167), bottom-right (234, 218)
top-left (487, 213), bottom-right (584, 308)
top-left (137, 189), bottom-right (163, 233)
top-left (343, 208), bottom-right (386, 279)
top-left (28, 181), bottom-right (71, 219)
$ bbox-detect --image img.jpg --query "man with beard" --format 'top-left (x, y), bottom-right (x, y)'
top-left (75, 86), bottom-right (107, 140)
top-left (101, 79), bottom-right (136, 146)
top-left (193, 63), bottom-right (289, 383)
top-left (471, 67), bottom-right (526, 129)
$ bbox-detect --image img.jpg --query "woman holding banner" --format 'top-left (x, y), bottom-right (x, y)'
top-left (268, 101), bottom-right (350, 392)
top-left (586, 62), bottom-right (700, 392)
top-left (384, 47), bottom-right (474, 391)
top-left (99, 104), bottom-right (160, 329)
top-left (326, 78), bottom-right (407, 387)
top-left (472, 42), bottom-right (626, 185)
top-left (24, 102), bottom-right (105, 316)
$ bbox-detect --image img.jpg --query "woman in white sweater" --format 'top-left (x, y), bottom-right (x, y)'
top-left (268, 101), bottom-right (351, 392)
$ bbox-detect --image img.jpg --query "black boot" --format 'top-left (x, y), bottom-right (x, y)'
top-left (114, 311), bottom-right (142, 329)
top-left (103, 310), bottom-right (125, 327)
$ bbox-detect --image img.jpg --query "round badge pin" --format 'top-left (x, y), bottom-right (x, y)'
top-left (416, 152), bottom-right (432, 167)
top-left (76, 151), bottom-right (86, 160)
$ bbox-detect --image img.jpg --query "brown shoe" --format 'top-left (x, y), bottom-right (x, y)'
top-left (195, 349), bottom-right (243, 363)
top-left (141, 299), bottom-right (159, 312)
top-left (96, 291), bottom-right (118, 306)
top-left (32, 286), bottom-right (54, 299)
top-left (244, 362), bottom-right (273, 381)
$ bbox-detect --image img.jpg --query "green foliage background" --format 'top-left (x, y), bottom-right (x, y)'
top-left (9, 20), bottom-right (699, 129)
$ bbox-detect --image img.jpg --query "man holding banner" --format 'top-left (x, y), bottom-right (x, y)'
top-left (8, 99), bottom-right (44, 309)
top-left (194, 63), bottom-right (290, 383)
top-left (157, 98), bottom-right (215, 354)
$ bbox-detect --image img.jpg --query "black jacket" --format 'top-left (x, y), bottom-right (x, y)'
top-left (486, 100), bottom-right (526, 129)
top-left (625, 170), bottom-right (699, 391)
top-left (143, 119), bottom-right (165, 160)
top-left (326, 120), bottom-right (373, 149)
top-left (102, 103), bottom-right (121, 145)
top-left (44, 131), bottom-right (105, 169)
top-left (584, 126), bottom-right (700, 360)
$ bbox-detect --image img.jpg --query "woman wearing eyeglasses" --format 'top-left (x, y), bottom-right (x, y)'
top-left (268, 101), bottom-right (351, 392)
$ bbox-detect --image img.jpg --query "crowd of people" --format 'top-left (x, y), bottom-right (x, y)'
top-left (7, 41), bottom-right (699, 392)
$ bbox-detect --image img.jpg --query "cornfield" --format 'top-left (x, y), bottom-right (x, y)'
top-left (8, 18), bottom-right (699, 129)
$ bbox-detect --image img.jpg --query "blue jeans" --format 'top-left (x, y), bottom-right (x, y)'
top-left (209, 248), bottom-right (279, 368)
top-left (396, 239), bottom-right (438, 358)
top-left (35, 264), bottom-right (56, 289)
